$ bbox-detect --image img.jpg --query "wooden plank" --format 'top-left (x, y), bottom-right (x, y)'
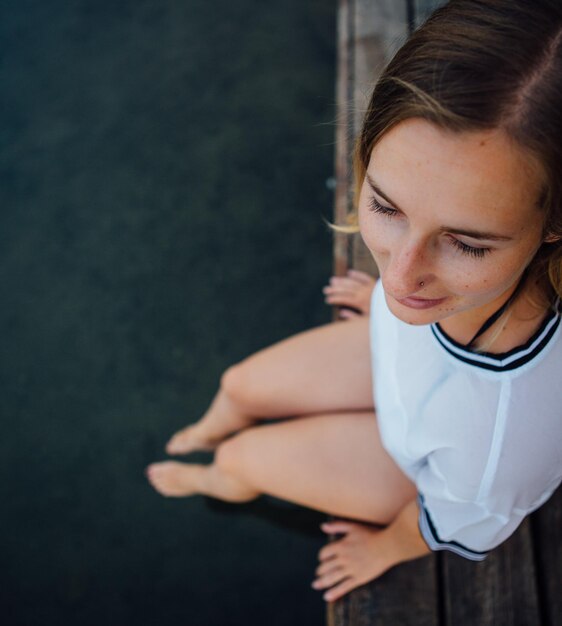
top-left (441, 518), bottom-right (541, 625)
top-left (530, 485), bottom-right (562, 626)
top-left (337, 0), bottom-right (447, 274)
top-left (333, 0), bottom-right (410, 278)
top-left (350, 0), bottom-right (409, 275)
top-left (333, 0), bottom-right (353, 279)
top-left (352, 0), bottom-right (409, 134)
top-left (332, 557), bottom-right (440, 626)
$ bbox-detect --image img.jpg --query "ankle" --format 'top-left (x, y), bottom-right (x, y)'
top-left (204, 464), bottom-right (260, 502)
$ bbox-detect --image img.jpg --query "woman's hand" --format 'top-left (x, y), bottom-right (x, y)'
top-left (322, 270), bottom-right (376, 319)
top-left (313, 501), bottom-right (431, 602)
top-left (312, 520), bottom-right (397, 602)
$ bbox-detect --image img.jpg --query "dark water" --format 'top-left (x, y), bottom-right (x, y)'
top-left (0, 1), bottom-right (336, 624)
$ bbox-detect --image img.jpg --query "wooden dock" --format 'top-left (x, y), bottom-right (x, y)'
top-left (329, 1), bottom-right (562, 624)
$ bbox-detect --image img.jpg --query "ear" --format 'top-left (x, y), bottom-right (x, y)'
top-left (544, 233), bottom-right (562, 243)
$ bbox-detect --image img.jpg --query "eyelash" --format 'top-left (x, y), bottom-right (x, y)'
top-left (368, 196), bottom-right (491, 259)
top-left (369, 197), bottom-right (396, 219)
top-left (448, 238), bottom-right (490, 258)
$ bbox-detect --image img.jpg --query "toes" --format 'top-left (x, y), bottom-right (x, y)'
top-left (145, 461), bottom-right (201, 498)
top-left (145, 464), bottom-right (165, 492)
top-left (146, 461), bottom-right (172, 481)
top-left (165, 429), bottom-right (194, 454)
top-left (165, 438), bottom-right (181, 454)
top-left (145, 462), bottom-right (162, 478)
top-left (166, 429), bottom-right (219, 455)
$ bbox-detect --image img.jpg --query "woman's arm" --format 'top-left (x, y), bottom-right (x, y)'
top-left (312, 497), bottom-right (431, 602)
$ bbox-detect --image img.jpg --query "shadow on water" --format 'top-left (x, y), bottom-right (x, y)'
top-left (0, 0), bottom-right (336, 625)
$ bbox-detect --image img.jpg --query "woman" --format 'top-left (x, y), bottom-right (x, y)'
top-left (146, 0), bottom-right (562, 603)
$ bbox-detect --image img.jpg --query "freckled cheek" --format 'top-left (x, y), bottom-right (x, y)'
top-left (442, 261), bottom-right (522, 298)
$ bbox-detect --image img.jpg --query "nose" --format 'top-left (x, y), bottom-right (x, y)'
top-left (383, 237), bottom-right (431, 297)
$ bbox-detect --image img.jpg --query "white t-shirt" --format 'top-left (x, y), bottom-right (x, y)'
top-left (369, 283), bottom-right (562, 560)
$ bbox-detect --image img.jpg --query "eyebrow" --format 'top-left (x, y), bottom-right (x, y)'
top-left (366, 174), bottom-right (514, 242)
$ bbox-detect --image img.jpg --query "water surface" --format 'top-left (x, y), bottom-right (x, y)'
top-left (0, 1), bottom-right (336, 624)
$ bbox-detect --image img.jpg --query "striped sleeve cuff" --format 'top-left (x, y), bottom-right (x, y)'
top-left (417, 493), bottom-right (489, 561)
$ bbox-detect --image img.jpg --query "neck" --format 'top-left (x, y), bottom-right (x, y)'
top-left (439, 278), bottom-right (549, 351)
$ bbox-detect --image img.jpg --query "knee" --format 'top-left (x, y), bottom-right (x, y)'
top-left (220, 361), bottom-right (256, 412)
top-left (220, 364), bottom-right (240, 398)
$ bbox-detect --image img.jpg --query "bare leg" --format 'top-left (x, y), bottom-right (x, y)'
top-left (145, 461), bottom-right (260, 502)
top-left (147, 313), bottom-right (411, 521)
top-left (165, 387), bottom-right (252, 454)
top-left (166, 317), bottom-right (373, 455)
top-left (148, 412), bottom-right (416, 524)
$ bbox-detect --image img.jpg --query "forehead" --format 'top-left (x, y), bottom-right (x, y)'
top-left (368, 118), bottom-right (543, 230)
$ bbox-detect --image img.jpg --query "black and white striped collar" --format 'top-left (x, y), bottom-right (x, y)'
top-left (431, 299), bottom-right (561, 372)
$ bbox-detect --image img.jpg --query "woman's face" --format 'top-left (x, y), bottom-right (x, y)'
top-left (358, 118), bottom-right (547, 326)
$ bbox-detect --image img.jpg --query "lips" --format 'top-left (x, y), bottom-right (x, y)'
top-left (396, 295), bottom-right (448, 310)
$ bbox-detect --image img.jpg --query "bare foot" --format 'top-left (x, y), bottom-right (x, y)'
top-left (165, 424), bottom-right (222, 455)
top-left (145, 461), bottom-right (205, 497)
top-left (145, 460), bottom-right (260, 502)
top-left (166, 389), bottom-right (254, 455)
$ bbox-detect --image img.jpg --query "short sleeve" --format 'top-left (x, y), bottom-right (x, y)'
top-left (415, 457), bottom-right (530, 561)
top-left (417, 492), bottom-right (491, 560)
top-left (413, 407), bottom-right (562, 561)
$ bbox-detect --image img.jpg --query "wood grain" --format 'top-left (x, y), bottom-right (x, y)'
top-left (441, 519), bottom-right (541, 626)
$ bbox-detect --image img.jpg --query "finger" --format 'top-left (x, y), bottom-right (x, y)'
top-left (323, 292), bottom-right (362, 308)
top-left (330, 277), bottom-right (365, 290)
top-left (321, 520), bottom-right (356, 534)
top-left (328, 276), bottom-right (353, 289)
top-left (323, 577), bottom-right (359, 603)
top-left (318, 542), bottom-right (341, 562)
top-left (347, 269), bottom-right (376, 285)
top-left (323, 286), bottom-right (357, 298)
top-left (316, 559), bottom-right (344, 578)
top-left (312, 567), bottom-right (350, 591)
top-left (324, 293), bottom-right (359, 306)
top-left (323, 281), bottom-right (352, 292)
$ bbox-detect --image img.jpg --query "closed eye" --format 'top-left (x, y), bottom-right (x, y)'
top-left (369, 196), bottom-right (398, 218)
top-left (448, 238), bottom-right (491, 258)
